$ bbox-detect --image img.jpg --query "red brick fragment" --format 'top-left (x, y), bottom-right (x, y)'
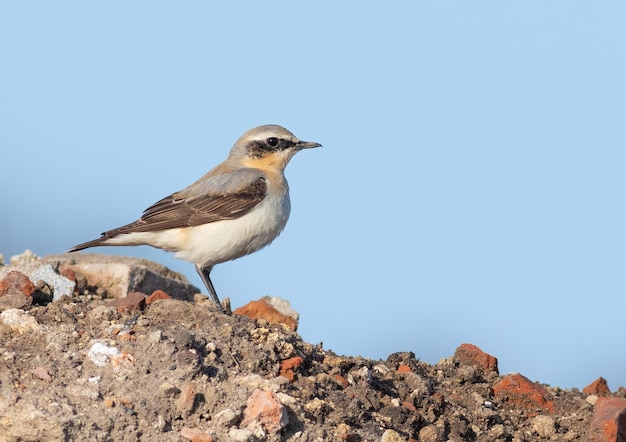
top-left (180, 426), bottom-right (213, 442)
top-left (590, 397), bottom-right (626, 442)
top-left (177, 383), bottom-right (197, 416)
top-left (146, 289), bottom-right (172, 304)
top-left (59, 268), bottom-right (78, 293)
top-left (0, 271), bottom-right (35, 297)
top-left (493, 373), bottom-right (555, 416)
top-left (397, 363), bottom-right (411, 373)
top-left (279, 356), bottom-right (303, 381)
top-left (584, 377), bottom-right (612, 397)
top-left (333, 374), bottom-right (349, 388)
top-left (402, 400), bottom-right (418, 413)
top-left (233, 299), bottom-right (297, 331)
top-left (242, 388), bottom-right (288, 433)
top-left (453, 343), bottom-right (499, 374)
top-left (106, 292), bottom-right (146, 312)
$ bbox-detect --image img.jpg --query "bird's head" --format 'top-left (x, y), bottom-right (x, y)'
top-left (229, 124), bottom-right (321, 172)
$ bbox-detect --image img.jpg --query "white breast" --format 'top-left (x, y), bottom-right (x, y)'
top-left (175, 187), bottom-right (292, 266)
top-left (108, 183), bottom-right (292, 268)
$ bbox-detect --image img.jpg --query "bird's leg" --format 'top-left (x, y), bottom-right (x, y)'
top-left (196, 265), bottom-right (228, 314)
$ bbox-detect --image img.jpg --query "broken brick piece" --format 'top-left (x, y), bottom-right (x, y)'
top-left (493, 373), bottom-right (555, 416)
top-left (584, 377), bottom-right (611, 397)
top-left (0, 271), bottom-right (35, 297)
top-left (233, 299), bottom-right (297, 331)
top-left (106, 292), bottom-right (146, 312)
top-left (146, 289), bottom-right (172, 304)
top-left (279, 356), bottom-right (304, 381)
top-left (589, 397), bottom-right (626, 442)
top-left (453, 343), bottom-right (499, 374)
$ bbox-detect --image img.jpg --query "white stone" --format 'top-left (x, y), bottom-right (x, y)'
top-left (30, 264), bottom-right (75, 299)
top-left (87, 342), bottom-right (120, 366)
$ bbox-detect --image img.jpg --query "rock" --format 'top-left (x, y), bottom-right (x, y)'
top-left (233, 297), bottom-right (298, 331)
top-left (532, 415), bottom-right (556, 437)
top-left (228, 428), bottom-right (255, 442)
top-left (0, 308), bottom-right (40, 333)
top-left (493, 373), bottom-right (555, 416)
top-left (279, 356), bottom-right (304, 381)
top-left (146, 289), bottom-right (172, 304)
top-left (419, 423), bottom-right (444, 442)
top-left (589, 397), bottom-right (626, 442)
top-left (30, 366), bottom-right (53, 382)
top-left (45, 253), bottom-right (198, 301)
top-left (0, 291), bottom-right (33, 311)
top-left (587, 395), bottom-right (600, 405)
top-left (241, 388), bottom-right (288, 433)
top-left (106, 291), bottom-right (146, 312)
top-left (214, 408), bottom-right (240, 427)
top-left (180, 426), bottom-right (213, 442)
top-left (177, 383), bottom-right (197, 416)
top-left (584, 377), bottom-right (611, 396)
top-left (8, 249), bottom-right (40, 268)
top-left (334, 423), bottom-right (358, 441)
top-left (453, 343), bottom-right (499, 374)
top-left (262, 296), bottom-right (298, 323)
top-left (397, 363), bottom-right (412, 373)
top-left (158, 382), bottom-right (180, 396)
top-left (380, 429), bottom-right (405, 441)
top-left (0, 270), bottom-right (36, 297)
top-left (30, 265), bottom-right (76, 299)
top-left (86, 341), bottom-right (120, 366)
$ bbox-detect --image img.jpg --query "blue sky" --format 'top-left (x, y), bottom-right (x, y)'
top-left (2, 2), bottom-right (625, 390)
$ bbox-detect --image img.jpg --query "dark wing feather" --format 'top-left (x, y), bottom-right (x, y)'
top-left (114, 176), bottom-right (267, 234)
top-left (68, 176), bottom-right (267, 252)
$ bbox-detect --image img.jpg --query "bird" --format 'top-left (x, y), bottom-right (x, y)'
top-left (69, 124), bottom-right (321, 313)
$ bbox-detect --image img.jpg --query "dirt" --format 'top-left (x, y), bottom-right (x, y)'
top-left (0, 254), bottom-right (610, 441)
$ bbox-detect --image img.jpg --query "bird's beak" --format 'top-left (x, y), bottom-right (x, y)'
top-left (297, 140), bottom-right (322, 150)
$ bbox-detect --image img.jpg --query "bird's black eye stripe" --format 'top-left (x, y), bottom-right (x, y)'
top-left (247, 137), bottom-right (297, 156)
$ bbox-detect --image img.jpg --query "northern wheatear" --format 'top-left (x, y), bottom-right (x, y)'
top-left (69, 124), bottom-right (321, 313)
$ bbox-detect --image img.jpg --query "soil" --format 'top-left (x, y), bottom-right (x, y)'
top-left (0, 255), bottom-right (609, 441)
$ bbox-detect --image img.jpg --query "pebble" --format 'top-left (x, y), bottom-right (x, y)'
top-left (228, 428), bottom-right (255, 442)
top-left (532, 415), bottom-right (556, 437)
top-left (177, 383), bottom-right (197, 416)
top-left (30, 366), bottom-right (52, 382)
top-left (380, 429), bottom-right (404, 442)
top-left (0, 308), bottom-right (40, 333)
top-left (180, 427), bottom-right (213, 442)
top-left (214, 408), bottom-right (240, 427)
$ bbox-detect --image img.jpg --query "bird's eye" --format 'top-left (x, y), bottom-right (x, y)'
top-left (266, 137), bottom-right (279, 147)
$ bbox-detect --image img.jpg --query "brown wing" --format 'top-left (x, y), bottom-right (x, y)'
top-left (114, 176), bottom-right (267, 233)
top-left (68, 176), bottom-right (267, 252)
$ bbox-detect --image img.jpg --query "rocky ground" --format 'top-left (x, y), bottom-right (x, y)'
top-left (0, 251), bottom-right (625, 442)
